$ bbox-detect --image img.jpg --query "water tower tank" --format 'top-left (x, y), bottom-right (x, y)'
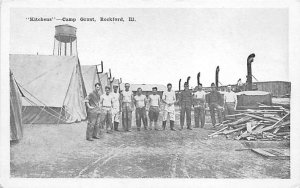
top-left (53, 24), bottom-right (77, 56)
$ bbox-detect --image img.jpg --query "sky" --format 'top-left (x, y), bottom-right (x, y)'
top-left (10, 8), bottom-right (289, 89)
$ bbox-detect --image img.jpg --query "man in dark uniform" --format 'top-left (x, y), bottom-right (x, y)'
top-left (178, 82), bottom-right (193, 130)
top-left (206, 83), bottom-right (223, 127)
top-left (84, 83), bottom-right (102, 141)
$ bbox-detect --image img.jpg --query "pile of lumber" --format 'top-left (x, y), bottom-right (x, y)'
top-left (208, 104), bottom-right (290, 141)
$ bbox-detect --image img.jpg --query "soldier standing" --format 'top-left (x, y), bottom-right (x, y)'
top-left (193, 84), bottom-right (206, 128)
top-left (206, 83), bottom-right (223, 127)
top-left (148, 87), bottom-right (161, 130)
top-left (133, 88), bottom-right (148, 131)
top-left (100, 86), bottom-right (114, 133)
top-left (178, 82), bottom-right (193, 130)
top-left (224, 85), bottom-right (237, 116)
top-left (121, 83), bottom-right (134, 132)
top-left (111, 85), bottom-right (121, 131)
top-left (84, 83), bottom-right (102, 141)
top-left (162, 83), bottom-right (176, 131)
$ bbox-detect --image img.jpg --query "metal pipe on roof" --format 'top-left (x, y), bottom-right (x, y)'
top-left (97, 61), bottom-right (104, 74)
top-left (179, 79), bottom-right (181, 91)
top-left (215, 66), bottom-right (220, 89)
top-left (197, 72), bottom-right (200, 86)
top-left (109, 68), bottom-right (112, 79)
top-left (186, 76), bottom-right (191, 86)
top-left (246, 53), bottom-right (255, 91)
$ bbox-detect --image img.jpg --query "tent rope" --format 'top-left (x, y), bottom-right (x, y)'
top-left (30, 106), bottom-right (46, 124)
top-left (15, 75), bottom-right (84, 123)
top-left (16, 82), bottom-right (63, 117)
top-left (23, 97), bottom-right (67, 124)
top-left (16, 82), bottom-right (76, 120)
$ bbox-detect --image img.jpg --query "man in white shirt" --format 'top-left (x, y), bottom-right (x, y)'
top-left (148, 87), bottom-right (161, 130)
top-left (162, 83), bottom-right (176, 131)
top-left (133, 88), bottom-right (148, 131)
top-left (111, 85), bottom-right (121, 131)
top-left (224, 85), bottom-right (237, 116)
top-left (193, 84), bottom-right (206, 128)
top-left (121, 83), bottom-right (134, 132)
top-left (100, 86), bottom-right (114, 133)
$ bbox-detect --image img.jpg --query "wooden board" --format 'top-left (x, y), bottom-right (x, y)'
top-left (244, 113), bottom-right (277, 123)
top-left (251, 148), bottom-right (290, 159)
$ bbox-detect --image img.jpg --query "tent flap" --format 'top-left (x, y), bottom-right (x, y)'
top-left (10, 71), bottom-right (23, 140)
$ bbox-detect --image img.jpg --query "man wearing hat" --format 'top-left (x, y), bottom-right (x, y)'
top-left (178, 82), bottom-right (193, 130)
top-left (193, 84), bottom-right (206, 128)
top-left (111, 84), bottom-right (121, 131)
top-left (206, 83), bottom-right (223, 126)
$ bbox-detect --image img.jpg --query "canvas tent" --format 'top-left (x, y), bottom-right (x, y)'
top-left (81, 65), bottom-right (103, 95)
top-left (10, 70), bottom-right (23, 141)
top-left (10, 54), bottom-right (87, 124)
top-left (99, 72), bottom-right (110, 92)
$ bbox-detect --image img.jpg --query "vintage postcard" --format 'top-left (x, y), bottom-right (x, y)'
top-left (1, 0), bottom-right (300, 188)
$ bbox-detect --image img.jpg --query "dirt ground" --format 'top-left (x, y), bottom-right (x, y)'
top-left (10, 109), bottom-right (290, 178)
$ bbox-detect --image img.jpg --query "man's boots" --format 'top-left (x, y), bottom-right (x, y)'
top-left (114, 121), bottom-right (119, 131)
top-left (162, 121), bottom-right (166, 130)
top-left (170, 120), bottom-right (176, 131)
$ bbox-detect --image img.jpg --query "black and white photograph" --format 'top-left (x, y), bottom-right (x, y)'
top-left (1, 1), bottom-right (300, 188)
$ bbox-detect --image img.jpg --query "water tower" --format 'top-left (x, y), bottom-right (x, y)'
top-left (53, 24), bottom-right (77, 56)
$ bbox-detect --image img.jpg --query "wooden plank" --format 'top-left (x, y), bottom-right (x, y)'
top-left (265, 149), bottom-right (286, 157)
top-left (271, 149), bottom-right (290, 157)
top-left (225, 113), bottom-right (245, 118)
top-left (223, 125), bottom-right (245, 135)
top-left (251, 148), bottom-right (276, 157)
top-left (208, 126), bottom-right (228, 137)
top-left (236, 110), bottom-right (284, 112)
top-left (260, 113), bottom-right (290, 132)
top-left (244, 113), bottom-right (277, 123)
top-left (235, 148), bottom-right (252, 151)
top-left (275, 132), bottom-right (290, 136)
top-left (227, 116), bottom-right (252, 127)
top-left (251, 148), bottom-right (290, 159)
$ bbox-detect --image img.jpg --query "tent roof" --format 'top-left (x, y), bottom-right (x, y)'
top-left (119, 83), bottom-right (167, 92)
top-left (10, 54), bottom-right (79, 107)
top-left (112, 78), bottom-right (120, 86)
top-left (99, 72), bottom-right (109, 88)
top-left (81, 65), bottom-right (100, 95)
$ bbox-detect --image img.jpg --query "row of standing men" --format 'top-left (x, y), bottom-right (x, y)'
top-left (84, 82), bottom-right (237, 141)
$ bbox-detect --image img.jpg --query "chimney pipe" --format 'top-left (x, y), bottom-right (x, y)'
top-left (97, 61), bottom-right (104, 74)
top-left (197, 72), bottom-right (200, 86)
top-left (215, 66), bottom-right (220, 89)
top-left (178, 79), bottom-right (181, 91)
top-left (109, 68), bottom-right (112, 79)
top-left (187, 76), bottom-right (191, 86)
top-left (179, 79), bottom-right (181, 91)
top-left (246, 53), bottom-right (255, 91)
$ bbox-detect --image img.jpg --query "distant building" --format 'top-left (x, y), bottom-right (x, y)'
top-left (254, 81), bottom-right (291, 97)
top-left (201, 81), bottom-right (291, 97)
